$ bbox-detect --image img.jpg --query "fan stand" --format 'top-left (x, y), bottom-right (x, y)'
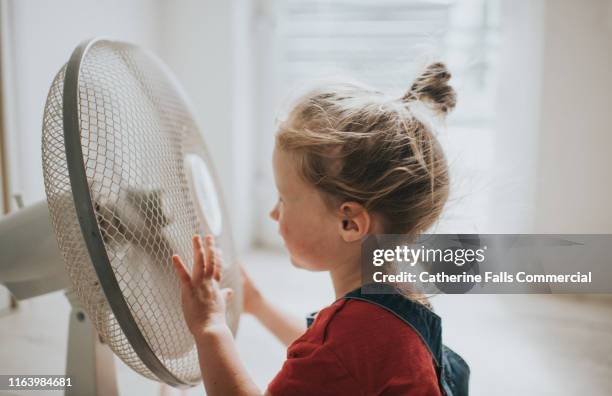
top-left (65, 291), bottom-right (118, 396)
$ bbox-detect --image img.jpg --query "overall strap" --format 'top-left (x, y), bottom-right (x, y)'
top-left (342, 284), bottom-right (443, 368)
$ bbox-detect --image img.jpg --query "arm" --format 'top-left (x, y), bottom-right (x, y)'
top-left (172, 235), bottom-right (263, 396)
top-left (241, 266), bottom-right (306, 347)
top-left (194, 325), bottom-right (266, 396)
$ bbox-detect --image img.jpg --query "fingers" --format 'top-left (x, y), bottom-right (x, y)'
top-left (213, 245), bottom-right (224, 282)
top-left (192, 235), bottom-right (205, 284)
top-left (181, 234), bottom-right (222, 287)
top-left (172, 255), bottom-right (192, 288)
top-left (203, 235), bottom-right (216, 279)
top-left (213, 261), bottom-right (221, 282)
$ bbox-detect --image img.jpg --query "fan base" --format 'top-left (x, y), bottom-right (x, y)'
top-left (65, 291), bottom-right (118, 396)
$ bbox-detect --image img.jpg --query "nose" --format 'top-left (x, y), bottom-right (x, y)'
top-left (269, 202), bottom-right (279, 222)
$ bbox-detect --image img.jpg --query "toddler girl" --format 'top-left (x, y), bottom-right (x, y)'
top-left (172, 62), bottom-right (468, 396)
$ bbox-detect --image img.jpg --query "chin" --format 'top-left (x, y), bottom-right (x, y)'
top-left (289, 255), bottom-right (328, 272)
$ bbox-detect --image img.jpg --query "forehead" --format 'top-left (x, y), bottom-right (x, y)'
top-left (272, 146), bottom-right (306, 193)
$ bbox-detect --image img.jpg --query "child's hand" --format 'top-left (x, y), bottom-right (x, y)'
top-left (172, 234), bottom-right (233, 336)
top-left (240, 264), bottom-right (263, 315)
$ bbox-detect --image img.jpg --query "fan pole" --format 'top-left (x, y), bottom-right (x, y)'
top-left (65, 291), bottom-right (118, 396)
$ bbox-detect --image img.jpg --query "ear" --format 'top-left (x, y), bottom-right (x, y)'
top-left (337, 202), bottom-right (371, 242)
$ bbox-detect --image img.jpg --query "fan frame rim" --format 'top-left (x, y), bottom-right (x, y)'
top-left (62, 37), bottom-right (194, 388)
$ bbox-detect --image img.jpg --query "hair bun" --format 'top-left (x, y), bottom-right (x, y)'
top-left (402, 62), bottom-right (456, 116)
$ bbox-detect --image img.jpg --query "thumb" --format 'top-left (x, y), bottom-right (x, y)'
top-left (221, 288), bottom-right (233, 301)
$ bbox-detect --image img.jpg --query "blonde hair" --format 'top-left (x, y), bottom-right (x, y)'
top-left (276, 62), bottom-right (456, 240)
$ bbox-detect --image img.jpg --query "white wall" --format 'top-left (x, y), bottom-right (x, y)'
top-left (534, 0), bottom-right (612, 233)
top-left (157, 0), bottom-right (256, 253)
top-left (486, 0), bottom-right (545, 233)
top-left (0, 0), bottom-right (163, 208)
top-left (487, 0), bottom-right (612, 234)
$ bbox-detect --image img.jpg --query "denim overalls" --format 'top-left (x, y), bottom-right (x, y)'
top-left (306, 284), bottom-right (470, 396)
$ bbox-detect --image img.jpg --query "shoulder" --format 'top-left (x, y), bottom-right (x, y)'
top-left (310, 298), bottom-right (440, 393)
top-left (304, 298), bottom-right (424, 338)
top-left (299, 297), bottom-right (436, 365)
top-left (326, 298), bottom-right (432, 353)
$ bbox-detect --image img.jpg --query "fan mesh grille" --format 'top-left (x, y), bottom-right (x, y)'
top-left (42, 40), bottom-right (241, 385)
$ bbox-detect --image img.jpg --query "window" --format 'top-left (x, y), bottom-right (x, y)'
top-left (253, 0), bottom-right (501, 246)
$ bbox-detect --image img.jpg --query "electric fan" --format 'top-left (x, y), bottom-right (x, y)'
top-left (0, 38), bottom-right (242, 394)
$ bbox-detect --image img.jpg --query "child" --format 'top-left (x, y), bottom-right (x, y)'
top-left (172, 62), bottom-right (469, 396)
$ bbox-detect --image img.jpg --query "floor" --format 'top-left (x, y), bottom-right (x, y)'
top-left (1, 248), bottom-right (611, 395)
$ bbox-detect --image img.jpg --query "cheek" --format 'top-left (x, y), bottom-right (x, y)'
top-left (278, 213), bottom-right (300, 248)
top-left (278, 220), bottom-right (290, 241)
top-left (279, 211), bottom-right (339, 270)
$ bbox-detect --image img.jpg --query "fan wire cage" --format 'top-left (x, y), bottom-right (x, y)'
top-left (42, 39), bottom-right (241, 386)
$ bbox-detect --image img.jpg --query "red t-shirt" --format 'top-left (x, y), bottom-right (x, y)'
top-left (267, 298), bottom-right (442, 396)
